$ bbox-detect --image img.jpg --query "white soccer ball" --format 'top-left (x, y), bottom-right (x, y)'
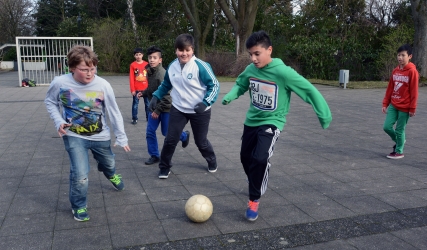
top-left (185, 194), bottom-right (213, 223)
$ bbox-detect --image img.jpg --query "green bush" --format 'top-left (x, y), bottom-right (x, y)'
top-left (376, 25), bottom-right (414, 81)
top-left (3, 47), bottom-right (17, 61)
top-left (90, 19), bottom-right (149, 73)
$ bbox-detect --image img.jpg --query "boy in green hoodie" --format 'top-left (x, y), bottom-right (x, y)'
top-left (222, 31), bottom-right (332, 221)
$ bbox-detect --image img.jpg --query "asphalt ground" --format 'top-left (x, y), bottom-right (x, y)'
top-left (0, 70), bottom-right (426, 250)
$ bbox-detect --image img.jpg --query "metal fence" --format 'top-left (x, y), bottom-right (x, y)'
top-left (16, 37), bottom-right (93, 86)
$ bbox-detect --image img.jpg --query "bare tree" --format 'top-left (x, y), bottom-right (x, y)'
top-left (366, 0), bottom-right (404, 28)
top-left (0, 0), bottom-right (35, 43)
top-left (178, 0), bottom-right (215, 59)
top-left (410, 0), bottom-right (427, 78)
top-left (217, 0), bottom-right (259, 56)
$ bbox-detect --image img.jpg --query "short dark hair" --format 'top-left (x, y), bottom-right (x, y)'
top-left (174, 34), bottom-right (195, 50)
top-left (397, 44), bottom-right (412, 55)
top-left (146, 46), bottom-right (162, 57)
top-left (133, 47), bottom-right (144, 55)
top-left (246, 31), bottom-right (272, 49)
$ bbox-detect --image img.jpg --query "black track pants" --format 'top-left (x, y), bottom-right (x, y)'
top-left (240, 124), bottom-right (280, 201)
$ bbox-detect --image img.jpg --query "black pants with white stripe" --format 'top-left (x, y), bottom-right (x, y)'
top-left (240, 124), bottom-right (280, 201)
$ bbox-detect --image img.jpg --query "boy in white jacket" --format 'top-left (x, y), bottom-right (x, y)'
top-left (150, 34), bottom-right (220, 179)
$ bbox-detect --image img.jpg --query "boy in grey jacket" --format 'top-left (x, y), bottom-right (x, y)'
top-left (45, 45), bottom-right (130, 222)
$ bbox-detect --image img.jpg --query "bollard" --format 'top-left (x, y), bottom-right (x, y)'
top-left (339, 69), bottom-right (349, 89)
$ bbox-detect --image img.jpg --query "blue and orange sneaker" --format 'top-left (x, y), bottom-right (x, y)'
top-left (245, 200), bottom-right (259, 221)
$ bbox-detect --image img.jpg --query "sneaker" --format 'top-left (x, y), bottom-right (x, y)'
top-left (158, 168), bottom-right (171, 179)
top-left (182, 130), bottom-right (190, 148)
top-left (109, 174), bottom-right (125, 190)
top-left (208, 161), bottom-right (217, 173)
top-left (145, 156), bottom-right (160, 165)
top-left (132, 120), bottom-right (137, 125)
top-left (72, 208), bottom-right (90, 222)
top-left (245, 200), bottom-right (259, 221)
top-left (387, 152), bottom-right (404, 159)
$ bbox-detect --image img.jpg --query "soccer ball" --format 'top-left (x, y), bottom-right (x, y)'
top-left (185, 194), bottom-right (213, 223)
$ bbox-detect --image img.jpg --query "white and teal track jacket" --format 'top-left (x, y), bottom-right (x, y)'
top-left (153, 56), bottom-right (219, 113)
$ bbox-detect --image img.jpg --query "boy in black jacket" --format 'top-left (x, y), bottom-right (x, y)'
top-left (140, 46), bottom-right (190, 165)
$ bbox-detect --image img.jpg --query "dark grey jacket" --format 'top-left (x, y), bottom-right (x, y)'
top-left (145, 63), bottom-right (172, 114)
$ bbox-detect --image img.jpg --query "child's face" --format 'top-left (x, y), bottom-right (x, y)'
top-left (134, 52), bottom-right (143, 62)
top-left (247, 45), bottom-right (273, 69)
top-left (397, 51), bottom-right (412, 68)
top-left (71, 61), bottom-right (96, 85)
top-left (148, 52), bottom-right (162, 68)
top-left (175, 46), bottom-right (194, 64)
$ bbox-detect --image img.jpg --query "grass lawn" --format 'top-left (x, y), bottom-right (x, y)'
top-left (217, 77), bottom-right (390, 89)
top-left (96, 73), bottom-right (425, 89)
top-left (309, 79), bottom-right (389, 89)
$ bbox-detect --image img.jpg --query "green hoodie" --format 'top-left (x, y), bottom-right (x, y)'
top-left (223, 58), bottom-right (332, 130)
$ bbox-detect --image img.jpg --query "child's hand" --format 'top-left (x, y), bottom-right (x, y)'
top-left (136, 92), bottom-right (143, 99)
top-left (131, 91), bottom-right (136, 96)
top-left (58, 123), bottom-right (71, 137)
top-left (381, 107), bottom-right (387, 114)
top-left (194, 102), bottom-right (207, 113)
top-left (151, 112), bottom-right (159, 119)
top-left (114, 144), bottom-right (131, 152)
top-left (409, 112), bottom-right (415, 117)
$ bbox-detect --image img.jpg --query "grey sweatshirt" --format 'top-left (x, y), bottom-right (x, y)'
top-left (44, 74), bottom-right (128, 147)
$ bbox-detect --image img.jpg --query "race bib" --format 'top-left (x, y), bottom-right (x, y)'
top-left (249, 78), bottom-right (278, 111)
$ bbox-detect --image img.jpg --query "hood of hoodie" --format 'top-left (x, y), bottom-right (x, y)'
top-left (398, 62), bottom-right (416, 72)
top-left (251, 58), bottom-right (283, 70)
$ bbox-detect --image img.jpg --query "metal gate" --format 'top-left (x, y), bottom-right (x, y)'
top-left (16, 37), bottom-right (93, 86)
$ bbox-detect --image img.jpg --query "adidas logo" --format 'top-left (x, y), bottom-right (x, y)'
top-left (265, 128), bottom-right (273, 134)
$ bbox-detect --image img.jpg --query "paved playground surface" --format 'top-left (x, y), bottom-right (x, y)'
top-left (0, 71), bottom-right (426, 249)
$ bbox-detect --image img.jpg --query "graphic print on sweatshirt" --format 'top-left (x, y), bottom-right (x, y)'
top-left (249, 78), bottom-right (278, 111)
top-left (392, 74), bottom-right (408, 100)
top-left (134, 68), bottom-right (147, 82)
top-left (60, 88), bottom-right (104, 136)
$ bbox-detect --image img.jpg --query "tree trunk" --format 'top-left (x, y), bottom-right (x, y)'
top-left (127, 0), bottom-right (139, 44)
top-left (179, 0), bottom-right (215, 60)
top-left (410, 0), bottom-right (427, 78)
top-left (217, 0), bottom-right (259, 56)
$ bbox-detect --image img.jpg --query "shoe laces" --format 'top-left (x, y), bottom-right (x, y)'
top-left (109, 174), bottom-right (122, 185)
top-left (76, 208), bottom-right (87, 214)
top-left (248, 200), bottom-right (259, 211)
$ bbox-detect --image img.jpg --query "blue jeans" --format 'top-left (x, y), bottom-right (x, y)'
top-left (146, 111), bottom-right (187, 157)
top-left (132, 92), bottom-right (149, 121)
top-left (63, 136), bottom-right (116, 210)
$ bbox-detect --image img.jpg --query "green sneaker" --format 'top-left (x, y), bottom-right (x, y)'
top-left (72, 208), bottom-right (90, 222)
top-left (109, 174), bottom-right (125, 191)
